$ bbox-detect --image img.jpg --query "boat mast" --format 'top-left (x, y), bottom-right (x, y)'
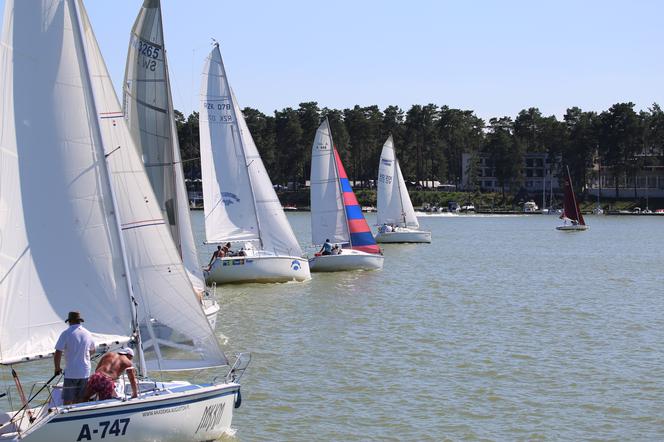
top-left (328, 118), bottom-right (352, 248)
top-left (221, 44), bottom-right (264, 250)
top-left (394, 157), bottom-right (407, 226)
top-left (158, 3), bottom-right (184, 254)
top-left (71, 0), bottom-right (146, 375)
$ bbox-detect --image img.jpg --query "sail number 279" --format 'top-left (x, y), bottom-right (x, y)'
top-left (76, 418), bottom-right (130, 441)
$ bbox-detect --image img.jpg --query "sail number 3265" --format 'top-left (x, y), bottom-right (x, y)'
top-left (76, 418), bottom-right (130, 441)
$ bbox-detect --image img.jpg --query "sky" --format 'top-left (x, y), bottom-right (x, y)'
top-left (3, 0), bottom-right (664, 121)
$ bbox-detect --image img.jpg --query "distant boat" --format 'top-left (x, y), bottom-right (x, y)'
top-left (375, 135), bottom-right (431, 243)
top-left (557, 166), bottom-right (589, 231)
top-left (523, 200), bottom-right (539, 213)
top-left (199, 44), bottom-right (310, 283)
top-left (123, 0), bottom-right (219, 324)
top-left (309, 119), bottom-right (384, 272)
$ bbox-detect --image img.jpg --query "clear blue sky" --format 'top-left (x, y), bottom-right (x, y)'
top-left (3, 0), bottom-right (663, 121)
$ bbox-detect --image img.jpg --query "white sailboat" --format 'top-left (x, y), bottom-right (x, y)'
top-left (375, 135), bottom-right (431, 243)
top-left (123, 0), bottom-right (219, 325)
top-left (0, 1), bottom-right (248, 440)
top-left (199, 44), bottom-right (310, 284)
top-left (309, 119), bottom-right (384, 272)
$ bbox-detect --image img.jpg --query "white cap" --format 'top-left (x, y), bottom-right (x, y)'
top-left (118, 347), bottom-right (134, 358)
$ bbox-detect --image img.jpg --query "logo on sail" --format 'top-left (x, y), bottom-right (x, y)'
top-left (220, 192), bottom-right (240, 206)
top-left (381, 159), bottom-right (393, 166)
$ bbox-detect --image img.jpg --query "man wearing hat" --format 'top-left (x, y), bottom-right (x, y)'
top-left (54, 311), bottom-right (95, 404)
top-left (82, 347), bottom-right (138, 401)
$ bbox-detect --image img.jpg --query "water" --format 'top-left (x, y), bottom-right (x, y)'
top-left (193, 212), bottom-right (664, 441)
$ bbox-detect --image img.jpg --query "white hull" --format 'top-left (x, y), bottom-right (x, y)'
top-left (309, 250), bottom-right (384, 272)
top-left (556, 225), bottom-right (589, 231)
top-left (203, 298), bottom-right (220, 330)
top-left (375, 229), bottom-right (431, 243)
top-left (0, 381), bottom-right (240, 442)
top-left (205, 254), bottom-right (311, 284)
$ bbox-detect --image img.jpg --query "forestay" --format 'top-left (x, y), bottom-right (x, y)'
top-left (200, 45), bottom-right (302, 256)
top-left (310, 119), bottom-right (349, 245)
top-left (79, 1), bottom-right (226, 371)
top-left (123, 0), bottom-right (205, 294)
top-left (377, 136), bottom-right (419, 228)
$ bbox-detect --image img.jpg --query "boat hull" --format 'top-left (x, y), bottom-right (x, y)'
top-left (205, 255), bottom-right (311, 284)
top-left (375, 229), bottom-right (431, 243)
top-left (1, 382), bottom-right (240, 442)
top-left (309, 250), bottom-right (384, 272)
top-left (556, 225), bottom-right (589, 231)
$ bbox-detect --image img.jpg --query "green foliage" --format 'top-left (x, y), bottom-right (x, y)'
top-left (176, 102), bottom-right (664, 199)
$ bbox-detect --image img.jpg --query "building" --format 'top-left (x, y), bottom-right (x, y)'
top-left (461, 152), bottom-right (561, 193)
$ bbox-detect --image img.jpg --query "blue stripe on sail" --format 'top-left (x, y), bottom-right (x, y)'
top-left (345, 205), bottom-right (363, 220)
top-left (339, 178), bottom-right (352, 193)
top-left (351, 231), bottom-right (377, 246)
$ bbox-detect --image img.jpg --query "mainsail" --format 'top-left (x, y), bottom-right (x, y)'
top-left (377, 135), bottom-right (419, 228)
top-left (310, 119), bottom-right (380, 254)
top-left (560, 166), bottom-right (586, 226)
top-left (310, 119), bottom-right (350, 245)
top-left (0, 0), bottom-right (226, 371)
top-left (200, 45), bottom-right (303, 256)
top-left (123, 0), bottom-right (205, 294)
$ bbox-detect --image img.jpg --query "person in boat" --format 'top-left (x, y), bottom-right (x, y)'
top-left (319, 239), bottom-right (333, 255)
top-left (331, 244), bottom-right (342, 255)
top-left (82, 348), bottom-right (138, 401)
top-left (54, 311), bottom-right (95, 405)
top-left (222, 242), bottom-right (233, 257)
top-left (207, 245), bottom-right (223, 270)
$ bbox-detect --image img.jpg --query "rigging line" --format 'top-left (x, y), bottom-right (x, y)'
top-left (0, 246), bottom-right (30, 287)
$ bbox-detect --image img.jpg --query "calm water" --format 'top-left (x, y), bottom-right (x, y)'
top-left (194, 212), bottom-right (664, 441)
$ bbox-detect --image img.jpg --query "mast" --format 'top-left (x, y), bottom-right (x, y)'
top-left (71, 0), bottom-right (145, 374)
top-left (394, 158), bottom-right (407, 225)
top-left (230, 100), bottom-right (264, 250)
top-left (216, 44), bottom-right (264, 249)
top-left (328, 118), bottom-right (352, 248)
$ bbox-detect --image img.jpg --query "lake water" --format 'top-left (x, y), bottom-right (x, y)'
top-left (193, 212), bottom-right (664, 441)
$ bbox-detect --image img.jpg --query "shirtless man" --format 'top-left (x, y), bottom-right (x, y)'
top-left (82, 348), bottom-right (138, 401)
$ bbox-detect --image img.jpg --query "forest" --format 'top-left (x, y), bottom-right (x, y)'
top-left (175, 102), bottom-right (664, 197)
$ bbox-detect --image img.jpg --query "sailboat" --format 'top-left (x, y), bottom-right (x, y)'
top-left (122, 0), bottom-right (219, 325)
top-left (375, 135), bottom-right (431, 243)
top-left (309, 119), bottom-right (384, 272)
top-left (199, 44), bottom-right (310, 284)
top-left (0, 1), bottom-right (248, 440)
top-left (556, 166), bottom-right (589, 231)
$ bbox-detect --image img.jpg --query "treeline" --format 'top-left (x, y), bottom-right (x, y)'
top-left (175, 102), bottom-right (664, 196)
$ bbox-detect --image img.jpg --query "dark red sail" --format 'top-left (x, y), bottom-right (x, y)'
top-left (560, 166), bottom-right (585, 225)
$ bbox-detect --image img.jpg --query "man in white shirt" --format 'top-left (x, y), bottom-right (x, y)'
top-left (54, 311), bottom-right (95, 404)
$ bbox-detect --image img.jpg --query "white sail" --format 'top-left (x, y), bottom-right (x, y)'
top-left (0, 0), bottom-right (134, 365)
top-left (78, 1), bottom-right (226, 371)
top-left (377, 136), bottom-right (419, 228)
top-left (122, 0), bottom-right (205, 294)
top-left (200, 46), bottom-right (302, 256)
top-left (310, 119), bottom-right (349, 245)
